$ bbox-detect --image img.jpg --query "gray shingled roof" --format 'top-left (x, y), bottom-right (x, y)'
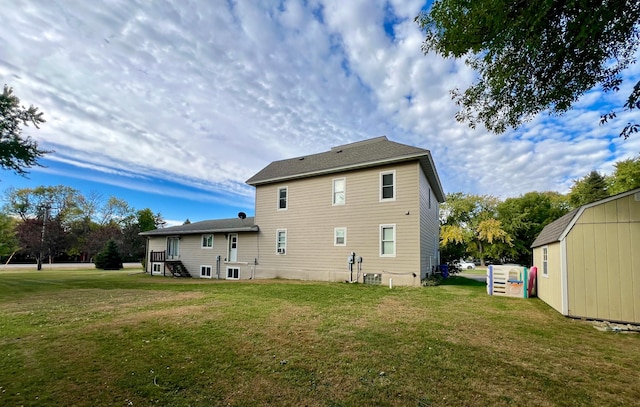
top-left (530, 209), bottom-right (579, 248)
top-left (139, 217), bottom-right (258, 236)
top-left (245, 136), bottom-right (446, 202)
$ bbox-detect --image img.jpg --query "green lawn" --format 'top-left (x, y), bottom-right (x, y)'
top-left (0, 269), bottom-right (638, 406)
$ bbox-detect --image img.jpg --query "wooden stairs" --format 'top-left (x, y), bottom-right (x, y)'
top-left (165, 260), bottom-right (191, 278)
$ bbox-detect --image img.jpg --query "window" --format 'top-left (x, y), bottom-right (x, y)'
top-left (278, 186), bottom-right (288, 210)
top-left (380, 224), bottom-right (396, 257)
top-left (226, 267), bottom-right (239, 280)
top-left (428, 188), bottom-right (431, 209)
top-left (276, 229), bottom-right (287, 254)
top-left (201, 234), bottom-right (213, 248)
top-left (542, 247), bottom-right (548, 277)
top-left (363, 273), bottom-right (382, 285)
top-left (151, 263), bottom-right (162, 275)
top-left (200, 265), bottom-right (212, 278)
top-left (380, 171), bottom-right (395, 201)
top-left (334, 227), bottom-right (346, 246)
top-left (333, 178), bottom-right (345, 205)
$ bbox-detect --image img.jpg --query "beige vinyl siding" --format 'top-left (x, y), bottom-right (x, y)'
top-left (534, 243), bottom-right (563, 314)
top-left (419, 167), bottom-right (439, 278)
top-left (254, 162), bottom-right (423, 285)
top-left (147, 233), bottom-right (259, 279)
top-left (147, 237), bottom-right (168, 275)
top-left (565, 193), bottom-right (640, 323)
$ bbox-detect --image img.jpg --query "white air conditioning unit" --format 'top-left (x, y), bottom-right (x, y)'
top-left (277, 248), bottom-right (286, 254)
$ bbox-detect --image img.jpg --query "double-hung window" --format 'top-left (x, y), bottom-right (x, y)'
top-left (278, 186), bottom-right (288, 210)
top-left (276, 229), bottom-right (287, 254)
top-left (201, 234), bottom-right (213, 249)
top-left (380, 224), bottom-right (396, 257)
top-left (333, 178), bottom-right (345, 205)
top-left (380, 171), bottom-right (395, 201)
top-left (542, 247), bottom-right (548, 277)
top-left (334, 227), bottom-right (346, 246)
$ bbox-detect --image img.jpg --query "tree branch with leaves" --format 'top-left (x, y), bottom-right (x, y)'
top-left (416, 0), bottom-right (640, 138)
top-left (0, 85), bottom-right (50, 175)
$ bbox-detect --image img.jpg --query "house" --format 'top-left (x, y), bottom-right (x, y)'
top-left (141, 217), bottom-right (259, 279)
top-left (531, 188), bottom-right (640, 324)
top-left (141, 136), bottom-right (445, 286)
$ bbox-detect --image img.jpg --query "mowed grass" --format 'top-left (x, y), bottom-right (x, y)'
top-left (0, 270), bottom-right (638, 406)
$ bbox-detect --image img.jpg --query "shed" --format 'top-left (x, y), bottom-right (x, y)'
top-left (531, 188), bottom-right (640, 324)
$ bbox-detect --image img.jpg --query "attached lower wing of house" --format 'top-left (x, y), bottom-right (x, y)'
top-left (140, 136), bottom-right (446, 286)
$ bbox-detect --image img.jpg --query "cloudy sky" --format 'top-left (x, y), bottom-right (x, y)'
top-left (2, 0), bottom-right (639, 225)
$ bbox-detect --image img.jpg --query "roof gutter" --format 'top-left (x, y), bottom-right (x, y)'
top-left (139, 225), bottom-right (259, 236)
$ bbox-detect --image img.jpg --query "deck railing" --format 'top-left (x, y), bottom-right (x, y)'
top-left (150, 250), bottom-right (166, 262)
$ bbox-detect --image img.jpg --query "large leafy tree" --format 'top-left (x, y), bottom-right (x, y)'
top-left (0, 85), bottom-right (49, 175)
top-left (608, 155), bottom-right (640, 194)
top-left (0, 212), bottom-right (20, 262)
top-left (416, 0), bottom-right (640, 137)
top-left (4, 185), bottom-right (82, 269)
top-left (497, 192), bottom-right (570, 265)
top-left (440, 193), bottom-right (512, 265)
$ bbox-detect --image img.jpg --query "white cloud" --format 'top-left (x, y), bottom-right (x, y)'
top-left (1, 0), bottom-right (638, 212)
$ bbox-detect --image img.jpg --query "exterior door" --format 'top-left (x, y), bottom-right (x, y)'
top-left (228, 234), bottom-right (238, 262)
top-left (167, 237), bottom-right (180, 260)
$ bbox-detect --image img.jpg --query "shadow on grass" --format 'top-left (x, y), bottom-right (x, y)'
top-left (439, 275), bottom-right (486, 287)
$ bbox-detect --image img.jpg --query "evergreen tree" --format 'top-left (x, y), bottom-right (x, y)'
top-left (0, 85), bottom-right (49, 175)
top-left (568, 171), bottom-right (609, 207)
top-left (94, 239), bottom-right (123, 270)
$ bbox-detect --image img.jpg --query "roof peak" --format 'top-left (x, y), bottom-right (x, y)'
top-left (330, 136), bottom-right (388, 151)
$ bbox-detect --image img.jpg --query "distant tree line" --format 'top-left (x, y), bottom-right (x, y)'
top-left (0, 185), bottom-right (164, 268)
top-left (441, 155), bottom-right (640, 266)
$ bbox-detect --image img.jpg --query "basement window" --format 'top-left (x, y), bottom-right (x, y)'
top-left (363, 273), bottom-right (382, 285)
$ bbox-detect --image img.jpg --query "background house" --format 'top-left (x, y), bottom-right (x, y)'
top-left (531, 188), bottom-right (640, 324)
top-left (142, 136), bottom-right (445, 286)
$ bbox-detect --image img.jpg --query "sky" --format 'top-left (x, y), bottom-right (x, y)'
top-left (1, 0), bottom-right (639, 227)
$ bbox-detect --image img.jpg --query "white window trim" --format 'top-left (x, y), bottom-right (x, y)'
top-left (380, 170), bottom-right (396, 202)
top-left (201, 234), bottom-right (214, 249)
top-left (277, 186), bottom-right (288, 211)
top-left (276, 229), bottom-right (287, 255)
top-left (334, 227), bottom-right (347, 246)
top-left (542, 246), bottom-right (549, 278)
top-left (200, 265), bottom-right (213, 279)
top-left (226, 267), bottom-right (240, 280)
top-left (151, 262), bottom-right (163, 275)
top-left (332, 177), bottom-right (346, 206)
top-left (380, 224), bottom-right (396, 257)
